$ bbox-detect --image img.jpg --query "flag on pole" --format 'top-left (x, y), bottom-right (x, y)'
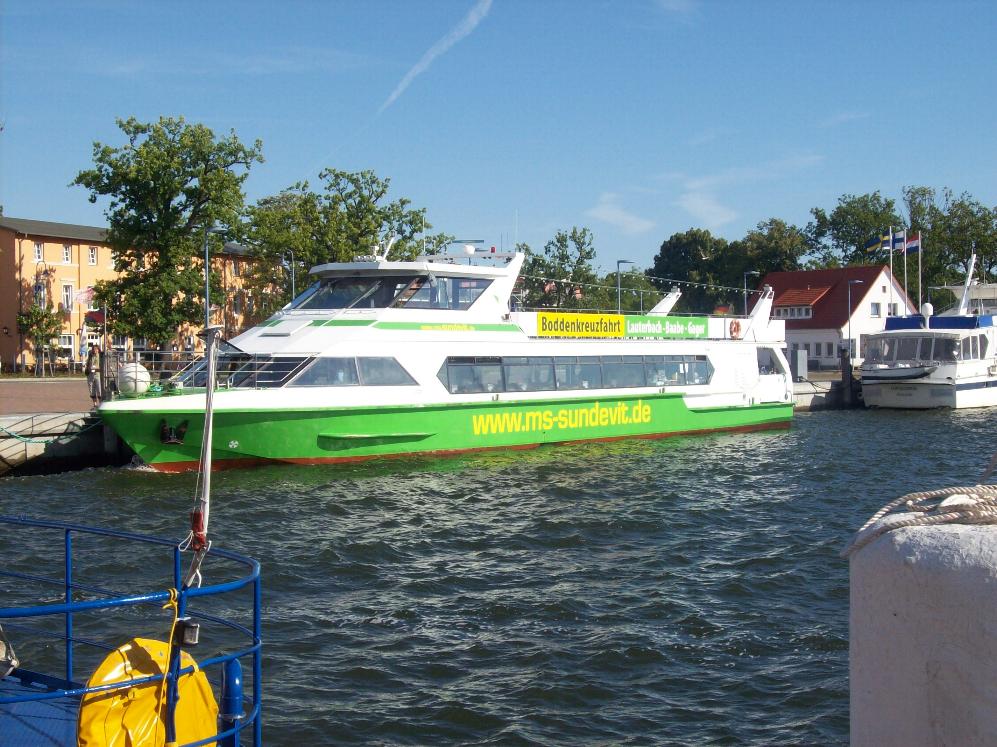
top-left (892, 230), bottom-right (907, 253)
top-left (905, 232), bottom-right (922, 254)
top-left (880, 233), bottom-right (891, 250)
top-left (863, 236), bottom-right (880, 253)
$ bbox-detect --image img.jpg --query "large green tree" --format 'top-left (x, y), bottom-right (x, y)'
top-left (649, 228), bottom-right (730, 313)
top-left (519, 227), bottom-right (605, 310)
top-left (73, 116), bottom-right (263, 344)
top-left (239, 171), bottom-right (450, 315)
top-left (805, 192), bottom-right (902, 266)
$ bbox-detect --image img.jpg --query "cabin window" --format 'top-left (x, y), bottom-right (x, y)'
top-left (503, 356), bottom-right (555, 391)
top-left (289, 357), bottom-right (360, 386)
top-left (437, 356), bottom-right (503, 393)
top-left (935, 338), bottom-right (959, 362)
top-left (757, 348), bottom-right (784, 375)
top-left (601, 356), bottom-right (647, 388)
top-left (294, 276), bottom-right (413, 310)
top-left (971, 335), bottom-right (979, 360)
top-left (962, 337), bottom-right (973, 360)
top-left (896, 337), bottom-right (918, 362)
top-left (980, 335), bottom-right (989, 359)
top-left (554, 356), bottom-right (603, 390)
top-left (229, 356), bottom-right (310, 388)
top-left (392, 276), bottom-right (493, 310)
top-left (357, 357), bottom-right (417, 386)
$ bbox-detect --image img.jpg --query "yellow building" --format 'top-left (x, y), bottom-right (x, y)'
top-left (0, 216), bottom-right (260, 371)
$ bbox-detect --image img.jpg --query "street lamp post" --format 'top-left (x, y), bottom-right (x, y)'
top-left (846, 279), bottom-right (865, 358)
top-left (743, 270), bottom-right (760, 315)
top-left (202, 225), bottom-right (225, 328)
top-left (617, 259), bottom-right (635, 314)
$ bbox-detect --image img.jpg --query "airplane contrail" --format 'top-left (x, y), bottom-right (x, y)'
top-left (378, 0), bottom-right (493, 115)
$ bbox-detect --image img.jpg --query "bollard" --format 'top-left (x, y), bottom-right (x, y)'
top-left (220, 658), bottom-right (244, 747)
top-left (850, 525), bottom-right (997, 745)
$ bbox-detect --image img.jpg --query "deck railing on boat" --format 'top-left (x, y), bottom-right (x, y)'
top-left (0, 515), bottom-right (262, 747)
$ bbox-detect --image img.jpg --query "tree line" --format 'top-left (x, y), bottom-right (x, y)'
top-left (21, 115), bottom-right (996, 352)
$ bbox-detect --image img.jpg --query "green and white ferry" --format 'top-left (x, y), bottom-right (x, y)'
top-left (99, 248), bottom-right (794, 472)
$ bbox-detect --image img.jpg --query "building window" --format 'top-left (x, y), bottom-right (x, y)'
top-left (63, 245), bottom-right (72, 263)
top-left (888, 303), bottom-right (899, 317)
top-left (34, 242), bottom-right (43, 262)
top-left (233, 259), bottom-right (241, 277)
top-left (871, 302), bottom-right (881, 317)
top-left (62, 283), bottom-right (74, 311)
top-left (233, 291), bottom-right (243, 315)
top-left (89, 246), bottom-right (98, 265)
top-left (58, 334), bottom-right (75, 358)
top-left (34, 282), bottom-right (47, 306)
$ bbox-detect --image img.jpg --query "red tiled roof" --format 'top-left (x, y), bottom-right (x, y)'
top-left (752, 265), bottom-right (913, 329)
top-left (773, 287), bottom-right (831, 307)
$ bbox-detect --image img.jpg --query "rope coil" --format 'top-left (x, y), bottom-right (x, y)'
top-left (842, 483), bottom-right (997, 558)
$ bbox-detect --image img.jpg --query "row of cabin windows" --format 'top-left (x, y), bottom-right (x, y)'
top-left (437, 355), bottom-right (714, 394)
top-left (865, 334), bottom-right (990, 364)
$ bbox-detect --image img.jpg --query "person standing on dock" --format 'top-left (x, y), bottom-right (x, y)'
top-left (85, 344), bottom-right (103, 408)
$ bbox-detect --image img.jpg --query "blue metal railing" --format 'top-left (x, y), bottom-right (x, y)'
top-left (0, 515), bottom-right (262, 747)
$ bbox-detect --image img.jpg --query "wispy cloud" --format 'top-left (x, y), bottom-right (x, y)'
top-left (4, 45), bottom-right (368, 78)
top-left (655, 0), bottom-right (699, 13)
top-left (819, 111), bottom-right (871, 128)
top-left (671, 153), bottom-right (823, 231)
top-left (586, 193), bottom-right (655, 235)
top-left (676, 192), bottom-right (737, 231)
top-left (379, 0), bottom-right (493, 114)
top-left (685, 154), bottom-right (824, 191)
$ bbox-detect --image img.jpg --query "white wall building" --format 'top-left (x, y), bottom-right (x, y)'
top-left (756, 265), bottom-right (916, 369)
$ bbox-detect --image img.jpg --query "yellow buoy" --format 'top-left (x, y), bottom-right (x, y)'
top-left (77, 637), bottom-right (218, 747)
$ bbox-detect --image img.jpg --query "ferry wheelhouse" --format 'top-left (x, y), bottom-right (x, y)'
top-left (861, 254), bottom-right (997, 409)
top-left (99, 249), bottom-right (794, 472)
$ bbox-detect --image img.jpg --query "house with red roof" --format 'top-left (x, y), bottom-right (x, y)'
top-left (752, 264), bottom-right (916, 369)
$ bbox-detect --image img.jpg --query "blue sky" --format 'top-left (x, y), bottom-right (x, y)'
top-left (2, 0), bottom-right (995, 272)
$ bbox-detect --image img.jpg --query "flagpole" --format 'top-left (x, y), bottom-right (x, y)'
top-left (918, 233), bottom-right (923, 310)
top-left (900, 230), bottom-right (908, 310)
top-left (889, 225), bottom-right (894, 316)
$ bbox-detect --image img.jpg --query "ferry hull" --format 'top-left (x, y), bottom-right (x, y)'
top-left (862, 379), bottom-right (997, 409)
top-left (101, 393), bottom-right (793, 472)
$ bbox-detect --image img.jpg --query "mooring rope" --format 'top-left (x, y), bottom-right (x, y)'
top-left (842, 456), bottom-right (997, 558)
top-left (0, 418), bottom-right (102, 444)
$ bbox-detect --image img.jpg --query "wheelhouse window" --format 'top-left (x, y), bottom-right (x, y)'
top-left (228, 356), bottom-right (310, 388)
top-left (935, 338), bottom-right (959, 362)
top-left (289, 274), bottom-right (494, 311)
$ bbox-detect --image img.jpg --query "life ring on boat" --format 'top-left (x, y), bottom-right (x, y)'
top-left (729, 319), bottom-right (742, 339)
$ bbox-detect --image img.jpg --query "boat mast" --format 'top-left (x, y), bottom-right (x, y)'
top-left (957, 253), bottom-right (977, 316)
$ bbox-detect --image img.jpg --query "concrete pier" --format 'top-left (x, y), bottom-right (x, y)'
top-left (850, 525), bottom-right (997, 745)
top-left (0, 379), bottom-right (131, 475)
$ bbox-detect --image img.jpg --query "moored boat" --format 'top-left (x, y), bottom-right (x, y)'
top-left (99, 248), bottom-right (795, 472)
top-left (861, 254), bottom-right (997, 409)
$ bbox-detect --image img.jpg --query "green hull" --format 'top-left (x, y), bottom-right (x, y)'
top-left (101, 393), bottom-right (793, 472)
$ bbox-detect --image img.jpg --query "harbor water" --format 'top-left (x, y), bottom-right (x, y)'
top-left (2, 409), bottom-right (994, 745)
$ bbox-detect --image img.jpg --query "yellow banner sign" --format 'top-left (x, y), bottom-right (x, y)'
top-left (537, 312), bottom-right (624, 338)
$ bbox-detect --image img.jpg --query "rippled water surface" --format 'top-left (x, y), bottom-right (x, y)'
top-left (3, 409), bottom-right (995, 745)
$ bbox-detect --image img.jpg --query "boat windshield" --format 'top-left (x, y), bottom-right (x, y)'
top-left (865, 335), bottom-right (962, 363)
top-left (288, 274), bottom-right (494, 311)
